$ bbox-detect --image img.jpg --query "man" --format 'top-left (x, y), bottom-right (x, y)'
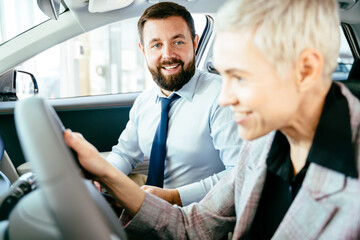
top-left (65, 0), bottom-right (360, 238)
top-left (105, 2), bottom-right (241, 206)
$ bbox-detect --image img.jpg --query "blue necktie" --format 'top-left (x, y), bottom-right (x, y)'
top-left (146, 94), bottom-right (180, 187)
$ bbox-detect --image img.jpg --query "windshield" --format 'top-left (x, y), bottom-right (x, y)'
top-left (0, 0), bottom-right (49, 45)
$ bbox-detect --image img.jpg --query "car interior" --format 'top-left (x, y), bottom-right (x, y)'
top-left (0, 0), bottom-right (360, 239)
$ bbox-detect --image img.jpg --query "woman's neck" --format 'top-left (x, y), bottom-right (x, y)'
top-left (281, 80), bottom-right (331, 175)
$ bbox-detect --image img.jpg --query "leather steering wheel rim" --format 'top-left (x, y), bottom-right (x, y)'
top-left (14, 96), bottom-right (127, 240)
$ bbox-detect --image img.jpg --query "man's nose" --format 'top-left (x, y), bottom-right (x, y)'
top-left (162, 44), bottom-right (175, 59)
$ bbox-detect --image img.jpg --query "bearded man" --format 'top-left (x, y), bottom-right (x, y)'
top-left (105, 2), bottom-right (242, 206)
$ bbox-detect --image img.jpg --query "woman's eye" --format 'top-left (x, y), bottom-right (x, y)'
top-left (232, 76), bottom-right (243, 82)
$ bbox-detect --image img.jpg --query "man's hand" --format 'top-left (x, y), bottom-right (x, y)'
top-left (141, 185), bottom-right (182, 206)
top-left (93, 181), bottom-right (104, 192)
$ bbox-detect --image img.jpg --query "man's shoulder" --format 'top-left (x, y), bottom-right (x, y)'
top-left (197, 70), bottom-right (222, 84)
top-left (129, 87), bottom-right (157, 119)
top-left (195, 70), bottom-right (222, 94)
top-left (134, 87), bottom-right (157, 104)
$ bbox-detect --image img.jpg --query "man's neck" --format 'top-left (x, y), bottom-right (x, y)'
top-left (160, 88), bottom-right (172, 97)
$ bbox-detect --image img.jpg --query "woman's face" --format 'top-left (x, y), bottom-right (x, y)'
top-left (214, 30), bottom-right (301, 141)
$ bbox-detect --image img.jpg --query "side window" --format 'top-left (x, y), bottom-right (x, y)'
top-left (201, 25), bottom-right (355, 80)
top-left (18, 15), bottom-right (206, 100)
top-left (333, 27), bottom-right (354, 81)
top-left (0, 0), bottom-right (49, 45)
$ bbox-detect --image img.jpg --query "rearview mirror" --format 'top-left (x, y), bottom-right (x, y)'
top-left (0, 69), bottom-right (39, 101)
top-left (37, 0), bottom-right (61, 20)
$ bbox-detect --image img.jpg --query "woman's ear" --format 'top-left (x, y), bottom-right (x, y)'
top-left (295, 49), bottom-right (324, 92)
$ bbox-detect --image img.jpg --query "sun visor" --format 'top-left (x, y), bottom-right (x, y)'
top-left (88, 0), bottom-right (135, 13)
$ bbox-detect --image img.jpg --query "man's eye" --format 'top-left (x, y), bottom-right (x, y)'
top-left (152, 43), bottom-right (161, 49)
top-left (175, 41), bottom-right (184, 45)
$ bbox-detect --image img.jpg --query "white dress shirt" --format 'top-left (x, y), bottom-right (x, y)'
top-left (107, 70), bottom-right (242, 205)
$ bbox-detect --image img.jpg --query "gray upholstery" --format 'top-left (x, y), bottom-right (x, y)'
top-left (342, 79), bottom-right (360, 99)
top-left (0, 151), bottom-right (19, 183)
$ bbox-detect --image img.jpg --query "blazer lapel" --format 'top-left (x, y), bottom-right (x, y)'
top-left (233, 133), bottom-right (275, 238)
top-left (232, 162), bottom-right (267, 238)
top-left (273, 163), bottom-right (346, 240)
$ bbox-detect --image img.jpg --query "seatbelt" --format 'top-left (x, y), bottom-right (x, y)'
top-left (0, 135), bottom-right (11, 195)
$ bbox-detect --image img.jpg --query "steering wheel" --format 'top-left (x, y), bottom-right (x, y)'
top-left (12, 96), bottom-right (127, 240)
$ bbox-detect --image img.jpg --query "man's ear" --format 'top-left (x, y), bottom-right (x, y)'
top-left (193, 34), bottom-right (200, 52)
top-left (138, 42), bottom-right (145, 55)
top-left (295, 49), bottom-right (324, 92)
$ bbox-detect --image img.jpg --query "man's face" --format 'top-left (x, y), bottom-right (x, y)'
top-left (139, 16), bottom-right (199, 94)
top-left (214, 30), bottom-right (301, 141)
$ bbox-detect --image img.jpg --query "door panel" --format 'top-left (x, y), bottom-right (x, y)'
top-left (0, 92), bottom-right (138, 168)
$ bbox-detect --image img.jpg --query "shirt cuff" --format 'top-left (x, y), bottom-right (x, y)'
top-left (177, 182), bottom-right (207, 206)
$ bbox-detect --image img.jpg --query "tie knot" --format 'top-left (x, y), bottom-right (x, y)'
top-left (160, 94), bottom-right (180, 112)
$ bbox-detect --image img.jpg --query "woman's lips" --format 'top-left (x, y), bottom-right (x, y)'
top-left (233, 111), bottom-right (252, 124)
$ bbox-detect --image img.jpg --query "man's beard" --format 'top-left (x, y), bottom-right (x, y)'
top-left (148, 55), bottom-right (196, 92)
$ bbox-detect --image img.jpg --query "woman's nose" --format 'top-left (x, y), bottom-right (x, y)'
top-left (219, 79), bottom-right (238, 107)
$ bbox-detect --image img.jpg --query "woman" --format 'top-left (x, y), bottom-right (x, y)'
top-left (65, 0), bottom-right (360, 238)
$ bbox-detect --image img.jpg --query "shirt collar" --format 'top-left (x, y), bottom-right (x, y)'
top-left (155, 70), bottom-right (200, 103)
top-left (267, 83), bottom-right (357, 178)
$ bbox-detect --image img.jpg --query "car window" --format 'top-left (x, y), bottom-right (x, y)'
top-left (17, 15), bottom-right (206, 100)
top-left (0, 0), bottom-right (48, 45)
top-left (333, 27), bottom-right (354, 81)
top-left (0, 0), bottom-right (65, 45)
top-left (201, 25), bottom-right (355, 81)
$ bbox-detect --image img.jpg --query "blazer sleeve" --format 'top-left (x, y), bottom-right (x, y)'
top-left (123, 168), bottom-right (237, 240)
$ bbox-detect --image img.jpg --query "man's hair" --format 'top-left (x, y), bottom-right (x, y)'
top-left (138, 2), bottom-right (196, 45)
top-left (216, 0), bottom-right (340, 79)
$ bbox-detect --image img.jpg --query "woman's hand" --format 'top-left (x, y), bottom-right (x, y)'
top-left (64, 129), bottom-right (112, 179)
top-left (64, 129), bottom-right (145, 216)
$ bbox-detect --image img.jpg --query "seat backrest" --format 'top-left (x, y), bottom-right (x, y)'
top-left (340, 79), bottom-right (360, 100)
top-left (0, 136), bottom-right (11, 195)
top-left (347, 58), bottom-right (360, 80)
top-left (0, 151), bottom-right (19, 183)
top-left (0, 136), bottom-right (19, 184)
top-left (339, 57), bottom-right (360, 100)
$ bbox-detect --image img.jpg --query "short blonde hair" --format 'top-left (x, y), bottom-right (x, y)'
top-left (216, 0), bottom-right (340, 79)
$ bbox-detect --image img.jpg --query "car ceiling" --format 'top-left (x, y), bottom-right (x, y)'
top-left (62, 0), bottom-right (360, 32)
top-left (65, 0), bottom-right (222, 32)
top-left (0, 0), bottom-right (360, 76)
